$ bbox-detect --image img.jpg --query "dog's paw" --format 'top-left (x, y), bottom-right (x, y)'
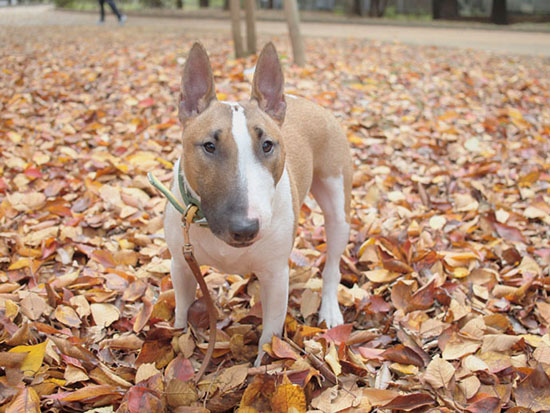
top-left (173, 316), bottom-right (187, 330)
top-left (319, 300), bottom-right (344, 328)
top-left (254, 351), bottom-right (264, 367)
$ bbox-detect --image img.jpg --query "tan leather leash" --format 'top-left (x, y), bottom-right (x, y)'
top-left (181, 205), bottom-right (217, 383)
top-left (148, 170), bottom-right (216, 383)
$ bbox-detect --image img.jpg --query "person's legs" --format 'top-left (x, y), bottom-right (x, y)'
top-left (98, 0), bottom-right (105, 22)
top-left (105, 0), bottom-right (123, 21)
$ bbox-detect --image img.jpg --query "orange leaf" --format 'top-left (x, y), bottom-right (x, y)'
top-left (61, 384), bottom-right (119, 402)
top-left (91, 249), bottom-right (116, 268)
top-left (271, 337), bottom-right (299, 361)
top-left (133, 297), bottom-right (153, 333)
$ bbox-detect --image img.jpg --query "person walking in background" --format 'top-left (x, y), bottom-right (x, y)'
top-left (98, 0), bottom-right (127, 25)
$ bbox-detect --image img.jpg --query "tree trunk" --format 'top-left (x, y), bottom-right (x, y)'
top-left (147, 0), bottom-right (164, 8)
top-left (267, 0), bottom-right (274, 8)
top-left (491, 0), bottom-right (507, 25)
top-left (283, 0), bottom-right (305, 66)
top-left (230, 0), bottom-right (246, 58)
top-left (432, 0), bottom-right (439, 19)
top-left (432, 0), bottom-right (458, 20)
top-left (224, 0), bottom-right (229, 9)
top-left (369, 0), bottom-right (388, 17)
top-left (353, 0), bottom-right (364, 16)
top-left (176, 0), bottom-right (183, 9)
top-left (244, 0), bottom-right (257, 55)
top-left (199, 0), bottom-right (209, 7)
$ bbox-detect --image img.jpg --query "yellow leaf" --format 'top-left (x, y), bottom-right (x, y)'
top-left (347, 134), bottom-right (363, 145)
top-left (46, 378), bottom-right (67, 386)
top-left (389, 362), bottom-right (418, 375)
top-left (271, 375), bottom-right (306, 413)
top-left (9, 340), bottom-right (47, 377)
top-left (7, 131), bottom-right (22, 143)
top-left (8, 258), bottom-right (31, 271)
top-left (520, 334), bottom-right (543, 348)
top-left (127, 151), bottom-right (157, 168)
top-left (452, 267), bottom-right (470, 278)
top-left (115, 163), bottom-right (129, 173)
top-left (156, 157), bottom-right (173, 169)
top-left (54, 305), bottom-right (82, 328)
top-left (4, 299), bottom-right (19, 319)
top-left (358, 238), bottom-right (375, 257)
top-left (364, 269), bottom-right (400, 283)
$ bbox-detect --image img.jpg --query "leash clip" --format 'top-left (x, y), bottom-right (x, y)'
top-left (181, 204), bottom-right (198, 258)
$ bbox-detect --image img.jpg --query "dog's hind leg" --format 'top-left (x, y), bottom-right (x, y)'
top-left (171, 257), bottom-right (197, 329)
top-left (311, 173), bottom-right (350, 328)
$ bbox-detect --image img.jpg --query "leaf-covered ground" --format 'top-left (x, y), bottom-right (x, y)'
top-left (1, 25), bottom-right (550, 412)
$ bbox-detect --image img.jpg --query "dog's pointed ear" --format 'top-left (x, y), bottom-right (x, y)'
top-left (179, 42), bottom-right (217, 124)
top-left (251, 43), bottom-right (286, 124)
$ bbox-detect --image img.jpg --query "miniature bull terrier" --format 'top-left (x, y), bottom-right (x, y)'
top-left (163, 42), bottom-right (352, 365)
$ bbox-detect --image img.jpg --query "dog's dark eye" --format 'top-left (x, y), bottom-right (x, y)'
top-left (203, 142), bottom-right (216, 153)
top-left (262, 140), bottom-right (274, 154)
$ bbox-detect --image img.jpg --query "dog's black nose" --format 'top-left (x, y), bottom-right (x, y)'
top-left (229, 218), bottom-right (259, 244)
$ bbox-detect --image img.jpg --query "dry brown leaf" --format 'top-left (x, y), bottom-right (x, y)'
top-left (423, 356), bottom-right (455, 389)
top-left (5, 387), bottom-right (40, 413)
top-left (515, 364), bottom-right (550, 411)
top-left (90, 303), bottom-right (120, 328)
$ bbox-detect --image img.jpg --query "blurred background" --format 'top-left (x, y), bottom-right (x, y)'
top-left (2, 0), bottom-right (550, 25)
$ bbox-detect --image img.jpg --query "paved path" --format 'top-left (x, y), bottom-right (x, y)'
top-left (1, 5), bottom-right (550, 56)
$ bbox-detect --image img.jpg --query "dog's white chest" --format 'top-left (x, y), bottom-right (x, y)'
top-left (189, 229), bottom-right (264, 274)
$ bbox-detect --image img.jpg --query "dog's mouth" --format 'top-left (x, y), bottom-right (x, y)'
top-left (227, 240), bottom-right (255, 248)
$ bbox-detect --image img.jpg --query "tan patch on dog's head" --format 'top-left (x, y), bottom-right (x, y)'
top-left (240, 100), bottom-right (286, 186)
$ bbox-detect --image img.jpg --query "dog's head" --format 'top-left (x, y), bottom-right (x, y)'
top-left (177, 43), bottom-right (287, 247)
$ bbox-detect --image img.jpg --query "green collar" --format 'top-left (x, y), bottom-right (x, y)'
top-left (147, 159), bottom-right (208, 226)
top-left (176, 161), bottom-right (207, 224)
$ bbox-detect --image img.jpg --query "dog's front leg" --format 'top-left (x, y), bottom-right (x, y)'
top-left (171, 257), bottom-right (197, 329)
top-left (255, 264), bottom-right (289, 366)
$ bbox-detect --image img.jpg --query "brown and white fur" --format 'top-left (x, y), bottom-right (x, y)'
top-left (164, 42), bottom-right (352, 365)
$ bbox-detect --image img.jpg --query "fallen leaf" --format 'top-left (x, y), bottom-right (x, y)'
top-left (9, 340), bottom-right (47, 377)
top-left (91, 303), bottom-right (120, 327)
top-left (271, 375), bottom-right (306, 413)
top-left (54, 305), bottom-right (81, 328)
top-left (423, 356), bottom-right (455, 389)
top-left (515, 364), bottom-right (550, 411)
top-left (5, 387), bottom-right (40, 413)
